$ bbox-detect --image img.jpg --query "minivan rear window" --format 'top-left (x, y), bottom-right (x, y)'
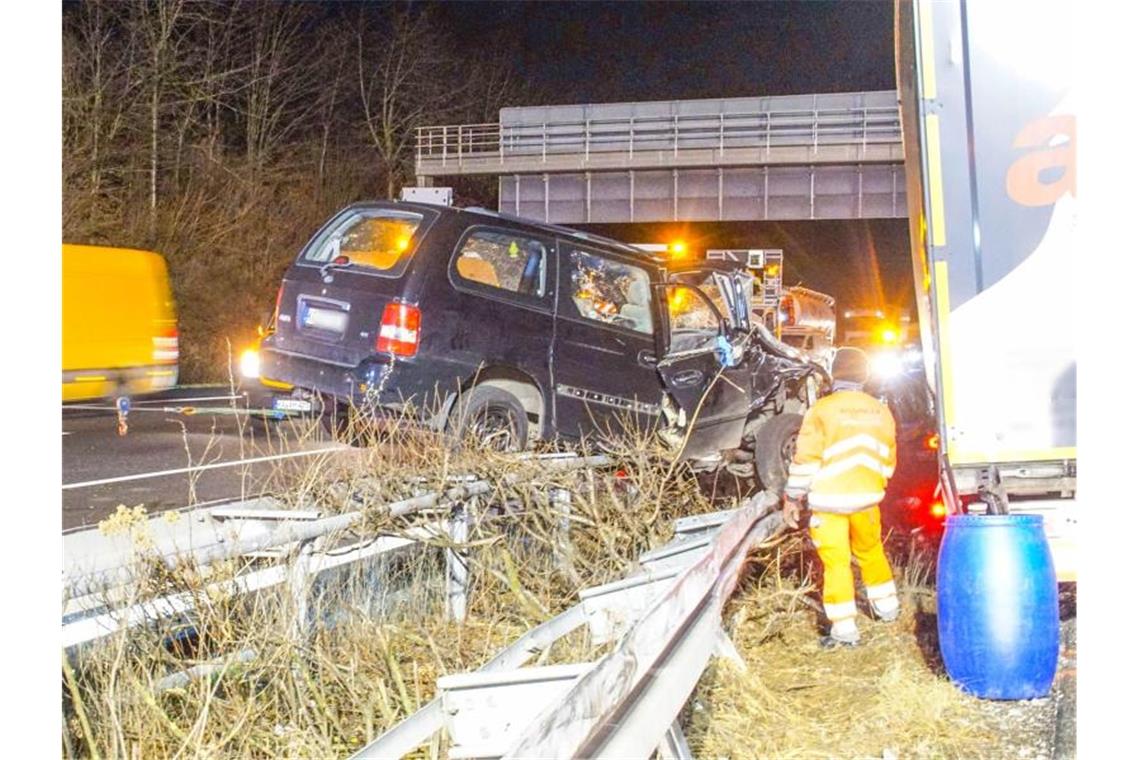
top-left (303, 210), bottom-right (424, 272)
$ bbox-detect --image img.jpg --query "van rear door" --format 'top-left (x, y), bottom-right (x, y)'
top-left (267, 207), bottom-right (437, 373)
top-left (62, 245), bottom-right (179, 401)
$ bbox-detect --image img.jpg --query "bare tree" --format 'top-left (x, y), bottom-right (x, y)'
top-left (236, 1), bottom-right (323, 181)
top-left (127, 0), bottom-right (189, 235)
top-left (354, 6), bottom-right (467, 198)
top-left (60, 0), bottom-right (532, 382)
top-left (62, 0), bottom-right (145, 236)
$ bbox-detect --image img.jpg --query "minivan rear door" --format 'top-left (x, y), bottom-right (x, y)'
top-left (268, 206), bottom-right (438, 371)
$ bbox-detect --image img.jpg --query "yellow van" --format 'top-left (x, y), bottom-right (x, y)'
top-left (62, 244), bottom-right (179, 402)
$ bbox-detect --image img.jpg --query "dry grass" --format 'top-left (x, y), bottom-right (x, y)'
top-left (62, 415), bottom-right (717, 759)
top-left (66, 407), bottom-right (1034, 759)
top-left (686, 535), bottom-right (1007, 760)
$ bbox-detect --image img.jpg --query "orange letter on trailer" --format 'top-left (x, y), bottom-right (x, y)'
top-left (1006, 115), bottom-right (1076, 207)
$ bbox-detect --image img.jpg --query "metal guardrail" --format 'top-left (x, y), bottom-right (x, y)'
top-left (508, 492), bottom-right (782, 758)
top-left (65, 454), bottom-right (784, 756)
top-left (62, 453), bottom-right (609, 648)
top-left (354, 490), bottom-right (783, 758)
top-left (416, 106), bottom-right (901, 170)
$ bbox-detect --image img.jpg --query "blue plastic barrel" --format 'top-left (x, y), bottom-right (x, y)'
top-left (936, 514), bottom-right (1059, 699)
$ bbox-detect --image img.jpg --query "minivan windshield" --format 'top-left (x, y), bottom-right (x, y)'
top-left (304, 210), bottom-right (424, 272)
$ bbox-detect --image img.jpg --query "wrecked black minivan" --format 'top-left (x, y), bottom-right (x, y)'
top-left (256, 201), bottom-right (825, 487)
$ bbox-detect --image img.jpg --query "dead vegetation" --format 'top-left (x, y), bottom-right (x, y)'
top-left (62, 418), bottom-right (716, 758)
top-left (685, 535), bottom-right (1045, 760)
top-left (64, 412), bottom-right (1050, 759)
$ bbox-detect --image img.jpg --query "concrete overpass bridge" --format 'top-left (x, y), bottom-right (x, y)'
top-left (414, 90), bottom-right (904, 225)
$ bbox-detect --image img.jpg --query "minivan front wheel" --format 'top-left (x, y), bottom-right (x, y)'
top-left (449, 386), bottom-right (528, 452)
top-left (752, 412), bottom-right (804, 493)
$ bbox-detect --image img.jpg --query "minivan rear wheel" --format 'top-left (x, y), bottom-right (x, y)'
top-left (753, 412), bottom-right (804, 493)
top-left (448, 386), bottom-right (527, 452)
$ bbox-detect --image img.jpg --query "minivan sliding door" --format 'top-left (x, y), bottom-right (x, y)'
top-left (551, 244), bottom-right (663, 442)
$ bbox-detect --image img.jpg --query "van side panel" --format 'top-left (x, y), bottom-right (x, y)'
top-left (62, 244), bottom-right (179, 401)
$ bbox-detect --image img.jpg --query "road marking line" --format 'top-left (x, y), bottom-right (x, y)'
top-left (62, 446), bottom-right (349, 490)
top-left (62, 432), bottom-right (72, 436)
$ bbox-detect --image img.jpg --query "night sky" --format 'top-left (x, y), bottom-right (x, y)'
top-left (434, 1), bottom-right (897, 104)
top-left (435, 0), bottom-right (911, 316)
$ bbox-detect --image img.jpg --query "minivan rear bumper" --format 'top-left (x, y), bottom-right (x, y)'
top-left (259, 347), bottom-right (456, 420)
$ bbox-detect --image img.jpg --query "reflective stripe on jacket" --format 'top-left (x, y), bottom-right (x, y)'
top-left (784, 389), bottom-right (897, 513)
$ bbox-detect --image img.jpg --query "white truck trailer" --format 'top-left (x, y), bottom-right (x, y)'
top-left (896, 0), bottom-right (1076, 579)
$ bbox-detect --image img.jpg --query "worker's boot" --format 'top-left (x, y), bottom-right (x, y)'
top-left (872, 595), bottom-right (901, 623)
top-left (820, 617), bottom-right (860, 648)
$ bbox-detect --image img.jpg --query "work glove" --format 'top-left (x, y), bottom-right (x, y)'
top-left (782, 495), bottom-right (805, 529)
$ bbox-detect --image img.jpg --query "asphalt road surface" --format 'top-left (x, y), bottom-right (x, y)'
top-left (62, 387), bottom-right (347, 532)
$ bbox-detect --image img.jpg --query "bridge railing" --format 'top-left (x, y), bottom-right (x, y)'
top-left (416, 105), bottom-right (901, 169)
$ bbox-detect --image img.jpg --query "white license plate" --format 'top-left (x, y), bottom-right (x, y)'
top-left (303, 306), bottom-right (348, 333)
top-left (273, 398), bottom-right (313, 413)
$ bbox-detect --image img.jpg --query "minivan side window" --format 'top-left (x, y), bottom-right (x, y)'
top-left (565, 249), bottom-right (654, 335)
top-left (304, 210), bottom-right (424, 272)
top-left (454, 229), bottom-right (549, 297)
top-left (669, 270), bottom-right (734, 327)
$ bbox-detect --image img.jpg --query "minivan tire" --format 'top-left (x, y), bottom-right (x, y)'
top-left (448, 385), bottom-right (528, 452)
top-left (753, 412), bottom-right (804, 492)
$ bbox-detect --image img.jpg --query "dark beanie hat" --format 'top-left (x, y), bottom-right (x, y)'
top-left (831, 346), bottom-right (870, 384)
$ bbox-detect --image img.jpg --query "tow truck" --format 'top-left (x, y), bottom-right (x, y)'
top-left (704, 248), bottom-right (837, 365)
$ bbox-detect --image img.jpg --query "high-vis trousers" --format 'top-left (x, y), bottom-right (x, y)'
top-left (809, 506), bottom-right (898, 633)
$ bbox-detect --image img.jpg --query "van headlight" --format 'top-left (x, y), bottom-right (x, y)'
top-left (239, 348), bottom-right (261, 379)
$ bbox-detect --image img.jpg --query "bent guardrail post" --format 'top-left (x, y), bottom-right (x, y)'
top-left (289, 538), bottom-right (316, 644)
top-left (504, 491), bottom-right (782, 759)
top-left (549, 487), bottom-right (579, 585)
top-left (446, 501), bottom-right (471, 623)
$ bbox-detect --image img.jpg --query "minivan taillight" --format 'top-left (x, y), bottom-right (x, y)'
top-left (376, 303), bottom-right (421, 357)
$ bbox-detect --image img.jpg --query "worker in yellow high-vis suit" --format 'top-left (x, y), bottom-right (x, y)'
top-left (783, 347), bottom-right (900, 647)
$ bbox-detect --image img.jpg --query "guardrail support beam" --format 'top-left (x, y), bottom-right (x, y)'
top-left (289, 538), bottom-right (316, 643)
top-left (446, 502), bottom-right (471, 623)
top-left (657, 719), bottom-right (695, 760)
